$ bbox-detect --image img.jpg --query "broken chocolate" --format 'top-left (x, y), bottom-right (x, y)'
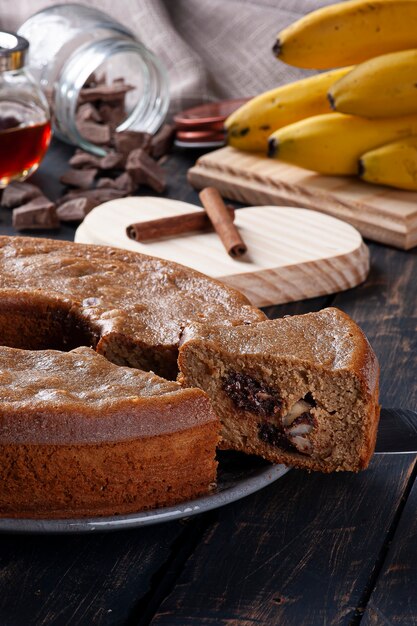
top-left (223, 372), bottom-right (282, 418)
top-left (60, 168), bottom-right (98, 189)
top-left (150, 124), bottom-right (175, 159)
top-left (113, 130), bottom-right (152, 156)
top-left (58, 187), bottom-right (127, 205)
top-left (56, 197), bottom-right (96, 222)
top-left (79, 81), bottom-right (134, 104)
top-left (76, 103), bottom-right (102, 124)
top-left (12, 196), bottom-right (59, 231)
top-left (126, 148), bottom-right (166, 193)
top-left (96, 172), bottom-right (136, 194)
top-left (69, 150), bottom-right (102, 169)
top-left (76, 121), bottom-right (111, 145)
top-left (258, 423), bottom-right (295, 452)
top-left (1, 181), bottom-right (42, 209)
top-left (99, 151), bottom-right (125, 170)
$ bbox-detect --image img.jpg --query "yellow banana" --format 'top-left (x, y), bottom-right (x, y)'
top-left (273, 0), bottom-right (417, 69)
top-left (268, 112), bottom-right (417, 175)
top-left (359, 136), bottom-right (417, 190)
top-left (225, 67), bottom-right (351, 152)
top-left (329, 49), bottom-right (417, 118)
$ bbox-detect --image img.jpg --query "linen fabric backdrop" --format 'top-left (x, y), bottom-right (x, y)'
top-left (3, 0), bottom-right (334, 113)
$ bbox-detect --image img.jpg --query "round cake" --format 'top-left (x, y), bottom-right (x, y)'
top-left (0, 235), bottom-right (266, 518)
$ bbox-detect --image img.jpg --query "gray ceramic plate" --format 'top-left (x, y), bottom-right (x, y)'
top-left (0, 451), bottom-right (289, 534)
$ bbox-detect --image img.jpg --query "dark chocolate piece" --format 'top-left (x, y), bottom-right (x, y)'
top-left (76, 103), bottom-right (102, 124)
top-left (79, 82), bottom-right (134, 104)
top-left (60, 168), bottom-right (98, 189)
top-left (113, 130), bottom-right (152, 156)
top-left (96, 172), bottom-right (136, 194)
top-left (56, 197), bottom-right (96, 222)
top-left (99, 151), bottom-right (125, 170)
top-left (1, 181), bottom-right (42, 209)
top-left (69, 150), bottom-right (102, 169)
top-left (150, 124), bottom-right (175, 159)
top-left (77, 121), bottom-right (112, 145)
top-left (12, 196), bottom-right (59, 231)
top-left (126, 148), bottom-right (166, 193)
top-left (223, 372), bottom-right (282, 417)
top-left (58, 187), bottom-right (127, 205)
top-left (98, 102), bottom-right (126, 128)
top-left (258, 423), bottom-right (295, 451)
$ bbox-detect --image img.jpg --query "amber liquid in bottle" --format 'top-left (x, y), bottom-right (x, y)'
top-left (0, 117), bottom-right (51, 187)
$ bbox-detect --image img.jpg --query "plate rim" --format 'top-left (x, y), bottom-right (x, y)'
top-left (0, 462), bottom-right (289, 534)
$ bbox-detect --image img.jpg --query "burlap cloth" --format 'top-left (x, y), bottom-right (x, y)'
top-left (4, 0), bottom-right (332, 112)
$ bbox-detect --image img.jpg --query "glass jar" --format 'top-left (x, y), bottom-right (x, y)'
top-left (18, 5), bottom-right (169, 155)
top-left (0, 31), bottom-right (51, 188)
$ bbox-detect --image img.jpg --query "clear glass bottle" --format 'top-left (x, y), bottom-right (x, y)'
top-left (0, 31), bottom-right (51, 188)
top-left (18, 5), bottom-right (170, 155)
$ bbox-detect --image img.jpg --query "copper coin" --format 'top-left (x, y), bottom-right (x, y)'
top-left (174, 98), bottom-right (251, 128)
top-left (176, 129), bottom-right (225, 141)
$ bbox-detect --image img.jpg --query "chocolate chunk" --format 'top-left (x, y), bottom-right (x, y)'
top-left (258, 423), bottom-right (296, 451)
top-left (1, 181), bottom-right (42, 208)
top-left (12, 196), bottom-right (59, 231)
top-left (96, 172), bottom-right (136, 194)
top-left (223, 372), bottom-right (282, 417)
top-left (0, 116), bottom-right (20, 131)
top-left (69, 150), bottom-right (102, 169)
top-left (99, 151), bottom-right (125, 170)
top-left (76, 120), bottom-right (112, 145)
top-left (58, 187), bottom-right (127, 205)
top-left (76, 102), bottom-right (102, 124)
top-left (98, 102), bottom-right (126, 129)
top-left (79, 82), bottom-right (134, 104)
top-left (113, 130), bottom-right (152, 156)
top-left (150, 124), bottom-right (175, 159)
top-left (60, 168), bottom-right (98, 189)
top-left (56, 197), bottom-right (96, 222)
top-left (126, 148), bottom-right (166, 193)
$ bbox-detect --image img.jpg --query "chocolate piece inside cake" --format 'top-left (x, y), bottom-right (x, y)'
top-left (178, 308), bottom-right (380, 472)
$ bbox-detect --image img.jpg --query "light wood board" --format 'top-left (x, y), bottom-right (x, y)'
top-left (188, 146), bottom-right (417, 250)
top-left (75, 196), bottom-right (369, 307)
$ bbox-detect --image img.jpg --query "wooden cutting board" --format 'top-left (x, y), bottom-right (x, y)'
top-left (188, 146), bottom-right (417, 250)
top-left (74, 196), bottom-right (369, 307)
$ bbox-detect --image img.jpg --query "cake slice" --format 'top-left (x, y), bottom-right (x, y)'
top-left (178, 308), bottom-right (380, 472)
top-left (0, 346), bottom-right (219, 518)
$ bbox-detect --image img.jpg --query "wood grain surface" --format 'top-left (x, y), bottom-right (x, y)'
top-left (75, 197), bottom-right (369, 307)
top-left (188, 146), bottom-right (417, 250)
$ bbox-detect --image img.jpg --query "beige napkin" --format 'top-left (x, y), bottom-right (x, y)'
top-left (4, 0), bottom-right (332, 112)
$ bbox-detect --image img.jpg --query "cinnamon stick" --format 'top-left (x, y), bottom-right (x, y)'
top-left (199, 187), bottom-right (247, 258)
top-left (126, 208), bottom-right (235, 242)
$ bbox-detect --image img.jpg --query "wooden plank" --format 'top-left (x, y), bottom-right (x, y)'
top-left (150, 454), bottom-right (416, 625)
top-left (188, 146), bottom-right (417, 250)
top-left (332, 243), bottom-right (417, 410)
top-left (75, 198), bottom-right (369, 307)
top-left (361, 470), bottom-right (417, 626)
top-left (0, 522), bottom-right (189, 626)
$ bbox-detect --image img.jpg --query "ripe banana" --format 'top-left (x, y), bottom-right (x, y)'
top-left (329, 49), bottom-right (417, 118)
top-left (359, 136), bottom-right (417, 190)
top-left (268, 112), bottom-right (417, 175)
top-left (225, 67), bottom-right (350, 152)
top-left (273, 0), bottom-right (417, 69)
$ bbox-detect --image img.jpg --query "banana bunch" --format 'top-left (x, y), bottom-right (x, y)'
top-left (226, 0), bottom-right (417, 190)
top-left (225, 68), bottom-right (350, 152)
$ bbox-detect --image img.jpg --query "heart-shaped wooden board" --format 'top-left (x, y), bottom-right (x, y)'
top-left (75, 196), bottom-right (369, 307)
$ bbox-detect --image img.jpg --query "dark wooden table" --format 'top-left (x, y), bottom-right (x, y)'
top-left (0, 142), bottom-right (416, 626)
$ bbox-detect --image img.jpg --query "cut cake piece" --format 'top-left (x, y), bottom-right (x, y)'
top-left (178, 308), bottom-right (380, 472)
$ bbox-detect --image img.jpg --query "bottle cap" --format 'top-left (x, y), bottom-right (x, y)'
top-left (0, 31), bottom-right (29, 72)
